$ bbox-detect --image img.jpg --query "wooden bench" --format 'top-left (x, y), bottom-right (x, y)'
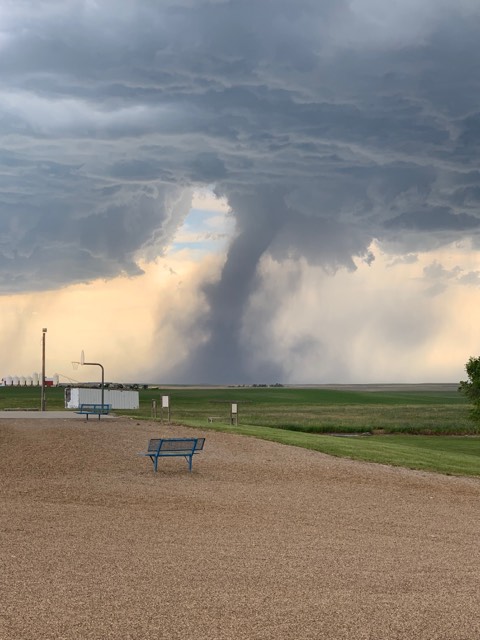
top-left (75, 403), bottom-right (111, 420)
top-left (138, 437), bottom-right (205, 472)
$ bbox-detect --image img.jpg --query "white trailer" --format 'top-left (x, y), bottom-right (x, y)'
top-left (65, 387), bottom-right (139, 410)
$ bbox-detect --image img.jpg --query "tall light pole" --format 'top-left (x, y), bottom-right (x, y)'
top-left (41, 328), bottom-right (47, 411)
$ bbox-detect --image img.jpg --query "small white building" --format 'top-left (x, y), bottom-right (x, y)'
top-left (65, 387), bottom-right (139, 410)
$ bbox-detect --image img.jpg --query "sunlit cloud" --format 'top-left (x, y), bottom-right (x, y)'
top-left (0, 252), bottom-right (221, 383)
top-left (240, 240), bottom-right (480, 383)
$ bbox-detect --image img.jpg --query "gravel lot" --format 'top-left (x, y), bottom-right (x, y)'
top-left (1, 417), bottom-right (480, 639)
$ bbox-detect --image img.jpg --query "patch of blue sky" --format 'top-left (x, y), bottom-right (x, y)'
top-left (171, 206), bottom-right (235, 255)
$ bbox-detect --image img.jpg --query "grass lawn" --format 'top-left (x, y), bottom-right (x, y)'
top-left (1, 384), bottom-right (479, 476)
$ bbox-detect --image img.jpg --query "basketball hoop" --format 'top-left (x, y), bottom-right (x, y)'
top-left (71, 351), bottom-right (84, 371)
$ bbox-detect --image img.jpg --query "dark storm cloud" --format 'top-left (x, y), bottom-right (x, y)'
top-left (385, 207), bottom-right (480, 233)
top-left (1, 0), bottom-right (480, 379)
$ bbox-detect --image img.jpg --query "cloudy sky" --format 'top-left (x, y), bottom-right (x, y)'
top-left (1, 0), bottom-right (480, 384)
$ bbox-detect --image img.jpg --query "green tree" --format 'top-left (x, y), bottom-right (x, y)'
top-left (459, 356), bottom-right (480, 421)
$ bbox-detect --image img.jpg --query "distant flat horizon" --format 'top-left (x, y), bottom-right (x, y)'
top-left (145, 382), bottom-right (460, 390)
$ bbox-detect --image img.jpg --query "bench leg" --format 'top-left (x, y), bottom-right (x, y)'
top-left (185, 455), bottom-right (193, 472)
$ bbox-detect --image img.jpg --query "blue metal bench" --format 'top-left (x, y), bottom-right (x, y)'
top-left (139, 437), bottom-right (205, 472)
top-left (75, 403), bottom-right (111, 420)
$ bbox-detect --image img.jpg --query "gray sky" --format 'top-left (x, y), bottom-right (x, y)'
top-left (1, 0), bottom-right (480, 383)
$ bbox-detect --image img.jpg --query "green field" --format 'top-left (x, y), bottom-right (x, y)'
top-left (2, 384), bottom-right (480, 477)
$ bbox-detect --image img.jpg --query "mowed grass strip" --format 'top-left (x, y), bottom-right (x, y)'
top-left (182, 419), bottom-right (480, 477)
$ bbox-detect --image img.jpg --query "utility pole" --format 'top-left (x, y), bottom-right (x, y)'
top-left (41, 328), bottom-right (47, 411)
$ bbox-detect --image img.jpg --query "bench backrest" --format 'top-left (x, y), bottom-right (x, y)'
top-left (147, 437), bottom-right (205, 454)
top-left (79, 403), bottom-right (111, 413)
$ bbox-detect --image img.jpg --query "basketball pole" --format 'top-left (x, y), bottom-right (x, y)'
top-left (83, 361), bottom-right (105, 407)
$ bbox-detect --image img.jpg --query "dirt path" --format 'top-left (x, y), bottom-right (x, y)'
top-left (1, 418), bottom-right (480, 639)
